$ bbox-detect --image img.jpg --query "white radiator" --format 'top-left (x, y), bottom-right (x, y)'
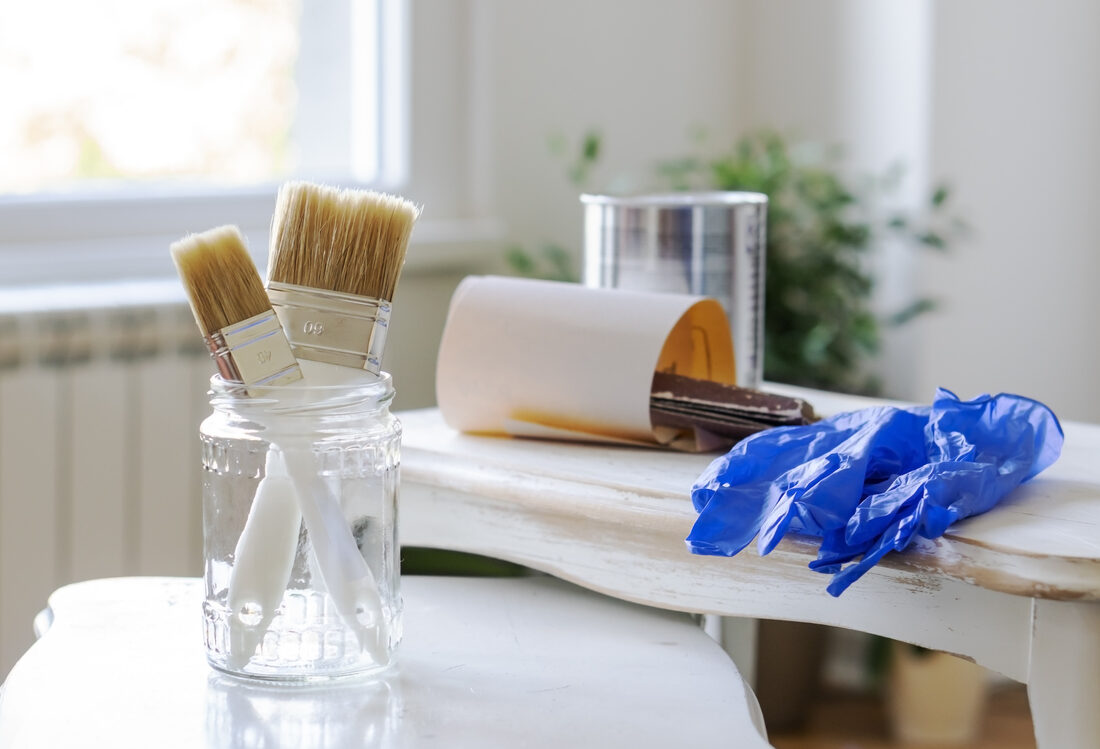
top-left (0, 284), bottom-right (213, 677)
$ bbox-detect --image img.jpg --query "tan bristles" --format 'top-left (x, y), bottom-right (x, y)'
top-left (170, 226), bottom-right (273, 338)
top-left (268, 181), bottom-right (420, 301)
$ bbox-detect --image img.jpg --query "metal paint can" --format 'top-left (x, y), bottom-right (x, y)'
top-left (581, 191), bottom-right (767, 388)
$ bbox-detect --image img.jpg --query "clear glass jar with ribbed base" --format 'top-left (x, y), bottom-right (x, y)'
top-left (200, 366), bottom-right (401, 681)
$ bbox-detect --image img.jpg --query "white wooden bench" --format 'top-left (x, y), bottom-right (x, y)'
top-left (397, 389), bottom-right (1100, 749)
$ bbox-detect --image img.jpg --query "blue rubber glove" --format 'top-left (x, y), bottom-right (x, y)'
top-left (688, 404), bottom-right (928, 557)
top-left (687, 388), bottom-right (1063, 596)
top-left (688, 406), bottom-right (914, 557)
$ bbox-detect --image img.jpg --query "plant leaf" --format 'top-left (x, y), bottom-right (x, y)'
top-left (542, 244), bottom-right (577, 282)
top-left (581, 131), bottom-right (601, 164)
top-left (915, 231), bottom-right (947, 250)
top-left (505, 246), bottom-right (536, 276)
top-left (887, 298), bottom-right (936, 326)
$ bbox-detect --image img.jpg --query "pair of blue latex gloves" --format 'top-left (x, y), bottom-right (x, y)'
top-left (687, 388), bottom-right (1063, 595)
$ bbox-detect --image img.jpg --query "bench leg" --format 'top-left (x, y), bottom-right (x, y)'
top-left (719, 616), bottom-right (759, 688)
top-left (1027, 599), bottom-right (1100, 748)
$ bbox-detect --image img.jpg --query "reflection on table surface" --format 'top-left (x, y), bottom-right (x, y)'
top-left (205, 671), bottom-right (401, 748)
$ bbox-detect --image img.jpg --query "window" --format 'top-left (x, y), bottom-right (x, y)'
top-left (0, 0), bottom-right (427, 287)
top-left (0, 0), bottom-right (402, 194)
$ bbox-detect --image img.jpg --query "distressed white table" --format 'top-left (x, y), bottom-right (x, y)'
top-left (0, 576), bottom-right (768, 748)
top-left (398, 390), bottom-right (1100, 749)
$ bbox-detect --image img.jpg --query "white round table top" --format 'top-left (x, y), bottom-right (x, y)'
top-left (0, 576), bottom-right (768, 749)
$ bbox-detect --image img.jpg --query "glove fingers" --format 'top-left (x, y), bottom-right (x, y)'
top-left (759, 407), bottom-right (929, 556)
top-left (687, 481), bottom-right (787, 556)
top-left (690, 419), bottom-right (859, 512)
top-left (756, 453), bottom-right (856, 556)
top-left (844, 466), bottom-right (930, 546)
top-left (827, 512), bottom-right (921, 596)
top-left (808, 528), bottom-right (869, 573)
top-left (689, 410), bottom-right (879, 551)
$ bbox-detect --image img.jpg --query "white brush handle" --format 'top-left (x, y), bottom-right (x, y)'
top-left (281, 443), bottom-right (388, 663)
top-left (225, 446), bottom-right (302, 669)
top-left (228, 360), bottom-right (390, 667)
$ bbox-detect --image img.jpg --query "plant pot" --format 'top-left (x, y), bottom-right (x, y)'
top-left (887, 643), bottom-right (988, 745)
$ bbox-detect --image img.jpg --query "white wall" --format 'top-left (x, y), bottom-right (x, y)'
top-left (485, 0), bottom-right (747, 263)
top-left (913, 0), bottom-right (1100, 422)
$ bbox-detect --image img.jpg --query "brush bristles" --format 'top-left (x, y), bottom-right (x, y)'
top-left (268, 181), bottom-right (420, 301)
top-left (170, 226), bottom-right (273, 338)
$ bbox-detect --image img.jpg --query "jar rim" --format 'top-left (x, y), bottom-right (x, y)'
top-left (208, 369), bottom-right (394, 416)
top-left (209, 370), bottom-right (392, 395)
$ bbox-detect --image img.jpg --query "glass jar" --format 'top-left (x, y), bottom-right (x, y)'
top-left (200, 369), bottom-right (401, 681)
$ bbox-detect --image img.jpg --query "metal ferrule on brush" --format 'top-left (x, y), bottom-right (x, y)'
top-left (207, 310), bottom-right (303, 391)
top-left (266, 281), bottom-right (391, 373)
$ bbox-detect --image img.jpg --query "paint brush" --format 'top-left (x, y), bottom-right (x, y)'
top-left (267, 181), bottom-right (418, 372)
top-left (170, 226), bottom-right (304, 669)
top-left (171, 226), bottom-right (302, 391)
top-left (266, 181), bottom-right (419, 662)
